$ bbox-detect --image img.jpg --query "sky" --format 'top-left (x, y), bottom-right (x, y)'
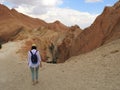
top-left (0, 0), bottom-right (118, 29)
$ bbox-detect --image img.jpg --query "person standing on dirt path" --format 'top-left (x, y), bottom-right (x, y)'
top-left (28, 44), bottom-right (42, 85)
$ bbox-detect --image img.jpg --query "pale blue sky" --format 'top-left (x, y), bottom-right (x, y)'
top-left (0, 0), bottom-right (118, 28)
top-left (60, 0), bottom-right (118, 14)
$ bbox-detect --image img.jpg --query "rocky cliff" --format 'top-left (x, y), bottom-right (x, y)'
top-left (57, 1), bottom-right (120, 62)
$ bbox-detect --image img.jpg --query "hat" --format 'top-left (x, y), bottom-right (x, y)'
top-left (32, 44), bottom-right (36, 47)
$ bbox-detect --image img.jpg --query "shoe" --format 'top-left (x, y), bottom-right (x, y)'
top-left (32, 81), bottom-right (36, 85)
top-left (36, 80), bottom-right (39, 84)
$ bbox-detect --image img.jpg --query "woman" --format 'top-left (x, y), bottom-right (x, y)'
top-left (28, 44), bottom-right (42, 85)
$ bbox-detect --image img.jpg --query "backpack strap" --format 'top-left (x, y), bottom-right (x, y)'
top-left (30, 50), bottom-right (33, 55)
top-left (30, 50), bottom-right (38, 55)
top-left (35, 50), bottom-right (38, 54)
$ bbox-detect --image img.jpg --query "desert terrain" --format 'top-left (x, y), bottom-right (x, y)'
top-left (0, 39), bottom-right (120, 90)
top-left (0, 1), bottom-right (120, 90)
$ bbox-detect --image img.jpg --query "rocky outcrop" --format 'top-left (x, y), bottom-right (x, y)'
top-left (57, 26), bottom-right (82, 62)
top-left (57, 1), bottom-right (120, 62)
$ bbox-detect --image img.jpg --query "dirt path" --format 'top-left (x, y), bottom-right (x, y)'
top-left (0, 39), bottom-right (120, 90)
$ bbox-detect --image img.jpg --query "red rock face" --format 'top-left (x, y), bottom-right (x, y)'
top-left (57, 1), bottom-right (120, 62)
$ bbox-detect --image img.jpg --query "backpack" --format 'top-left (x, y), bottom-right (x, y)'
top-left (30, 50), bottom-right (38, 64)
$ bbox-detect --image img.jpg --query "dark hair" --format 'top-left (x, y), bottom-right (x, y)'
top-left (31, 46), bottom-right (37, 50)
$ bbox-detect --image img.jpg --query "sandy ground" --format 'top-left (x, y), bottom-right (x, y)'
top-left (0, 39), bottom-right (120, 90)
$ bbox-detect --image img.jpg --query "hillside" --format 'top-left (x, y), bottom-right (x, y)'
top-left (57, 1), bottom-right (120, 62)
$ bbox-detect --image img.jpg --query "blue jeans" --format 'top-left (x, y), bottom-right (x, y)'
top-left (30, 66), bottom-right (39, 81)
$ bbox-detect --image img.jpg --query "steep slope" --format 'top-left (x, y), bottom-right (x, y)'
top-left (0, 4), bottom-right (47, 28)
top-left (10, 9), bottom-right (47, 28)
top-left (0, 4), bottom-right (47, 43)
top-left (57, 1), bottom-right (120, 62)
